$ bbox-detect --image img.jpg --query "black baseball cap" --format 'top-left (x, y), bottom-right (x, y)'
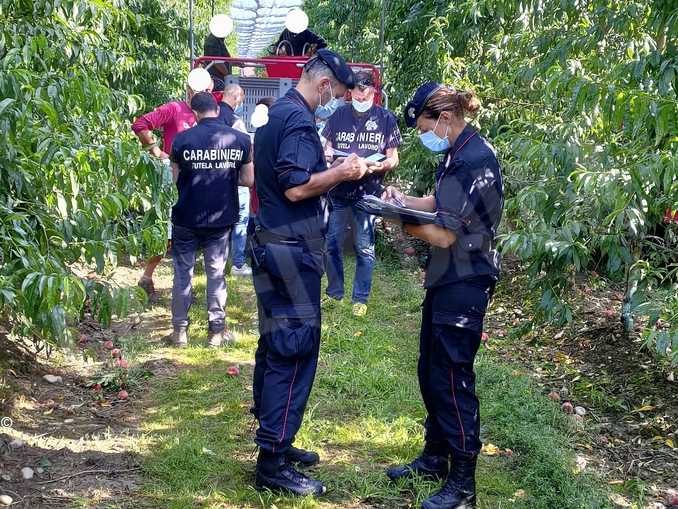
top-left (403, 82), bottom-right (442, 128)
top-left (190, 91), bottom-right (218, 113)
top-left (354, 70), bottom-right (375, 89)
top-left (312, 48), bottom-right (355, 89)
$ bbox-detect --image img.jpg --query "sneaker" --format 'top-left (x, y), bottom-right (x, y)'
top-left (352, 303), bottom-right (367, 317)
top-left (137, 276), bottom-right (155, 297)
top-left (286, 446), bottom-right (320, 468)
top-left (207, 329), bottom-right (235, 348)
top-left (173, 326), bottom-right (188, 348)
top-left (231, 263), bottom-right (252, 276)
top-left (322, 294), bottom-right (343, 306)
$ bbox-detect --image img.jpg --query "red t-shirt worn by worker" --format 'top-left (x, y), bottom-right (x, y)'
top-left (131, 101), bottom-right (196, 153)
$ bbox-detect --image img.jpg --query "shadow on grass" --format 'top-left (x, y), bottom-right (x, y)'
top-left (137, 257), bottom-right (610, 509)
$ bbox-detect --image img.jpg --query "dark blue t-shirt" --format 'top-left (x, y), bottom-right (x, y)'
top-left (170, 117), bottom-right (251, 229)
top-left (253, 89), bottom-right (327, 239)
top-left (322, 104), bottom-right (401, 200)
top-left (425, 125), bottom-right (504, 288)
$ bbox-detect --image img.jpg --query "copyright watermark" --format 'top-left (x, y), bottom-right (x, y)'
top-left (1, 416), bottom-right (13, 428)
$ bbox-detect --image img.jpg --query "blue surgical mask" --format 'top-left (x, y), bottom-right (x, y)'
top-left (316, 98), bottom-right (342, 120)
top-left (316, 83), bottom-right (342, 120)
top-left (234, 103), bottom-right (244, 117)
top-left (419, 117), bottom-right (450, 152)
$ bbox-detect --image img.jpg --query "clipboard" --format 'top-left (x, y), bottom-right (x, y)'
top-left (355, 195), bottom-right (438, 225)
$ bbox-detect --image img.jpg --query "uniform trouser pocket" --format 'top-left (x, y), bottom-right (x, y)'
top-left (267, 304), bottom-right (319, 359)
top-left (429, 277), bottom-right (493, 364)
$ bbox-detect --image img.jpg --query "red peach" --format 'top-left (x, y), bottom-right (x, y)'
top-left (115, 358), bottom-right (129, 369)
top-left (103, 340), bottom-right (114, 350)
top-left (117, 390), bottom-right (129, 400)
top-left (110, 348), bottom-right (121, 358)
top-left (226, 365), bottom-right (240, 377)
top-left (562, 401), bottom-right (574, 414)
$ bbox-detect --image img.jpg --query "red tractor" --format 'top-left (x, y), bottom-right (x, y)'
top-left (192, 55), bottom-right (386, 132)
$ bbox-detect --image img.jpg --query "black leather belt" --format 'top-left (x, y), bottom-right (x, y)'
top-left (254, 229), bottom-right (325, 251)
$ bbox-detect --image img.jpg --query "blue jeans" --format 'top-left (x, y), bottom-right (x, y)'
top-left (325, 197), bottom-right (376, 304)
top-left (230, 186), bottom-right (250, 268)
top-left (172, 224), bottom-right (231, 332)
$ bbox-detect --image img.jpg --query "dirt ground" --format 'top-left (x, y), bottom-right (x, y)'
top-left (483, 258), bottom-right (677, 508)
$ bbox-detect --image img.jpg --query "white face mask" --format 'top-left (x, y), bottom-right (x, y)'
top-left (352, 98), bottom-right (373, 113)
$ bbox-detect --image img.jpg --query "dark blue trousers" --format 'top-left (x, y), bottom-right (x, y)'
top-left (418, 277), bottom-right (495, 456)
top-left (251, 239), bottom-right (324, 454)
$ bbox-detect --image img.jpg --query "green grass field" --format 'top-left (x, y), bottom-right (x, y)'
top-left (132, 259), bottom-right (610, 508)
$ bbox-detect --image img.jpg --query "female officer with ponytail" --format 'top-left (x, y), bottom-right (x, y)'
top-left (383, 83), bottom-right (503, 509)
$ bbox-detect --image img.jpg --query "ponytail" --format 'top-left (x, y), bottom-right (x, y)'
top-left (420, 87), bottom-right (481, 120)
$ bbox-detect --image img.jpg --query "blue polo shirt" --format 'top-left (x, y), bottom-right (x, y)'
top-left (253, 89), bottom-right (327, 239)
top-left (322, 104), bottom-right (401, 200)
top-left (425, 125), bottom-right (504, 288)
top-left (170, 117), bottom-right (251, 229)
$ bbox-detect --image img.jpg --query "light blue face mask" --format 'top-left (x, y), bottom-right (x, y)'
top-left (234, 103), bottom-right (244, 117)
top-left (419, 117), bottom-right (450, 152)
top-left (315, 83), bottom-right (342, 120)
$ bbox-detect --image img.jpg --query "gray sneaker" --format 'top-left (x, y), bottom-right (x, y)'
top-left (173, 326), bottom-right (188, 348)
top-left (231, 263), bottom-right (252, 276)
top-left (208, 329), bottom-right (235, 348)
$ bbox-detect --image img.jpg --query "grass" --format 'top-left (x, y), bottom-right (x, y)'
top-left (131, 258), bottom-right (611, 508)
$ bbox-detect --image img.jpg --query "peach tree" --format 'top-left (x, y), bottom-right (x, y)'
top-left (308, 0), bottom-right (677, 363)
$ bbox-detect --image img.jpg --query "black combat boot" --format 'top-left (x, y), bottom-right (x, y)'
top-left (286, 445), bottom-right (320, 467)
top-left (255, 449), bottom-right (326, 496)
top-left (386, 442), bottom-right (450, 482)
top-left (421, 453), bottom-right (477, 509)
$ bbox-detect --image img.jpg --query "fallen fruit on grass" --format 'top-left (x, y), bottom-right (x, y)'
top-left (92, 383), bottom-right (102, 393)
top-left (403, 247), bottom-right (416, 256)
top-left (603, 308), bottom-right (616, 319)
top-left (115, 358), bottom-right (129, 369)
top-left (110, 348), bottom-right (121, 358)
top-left (118, 390), bottom-right (129, 400)
top-left (481, 332), bottom-right (489, 344)
top-left (43, 374), bottom-right (62, 384)
top-left (103, 340), bottom-right (114, 350)
top-left (666, 490), bottom-right (678, 506)
top-left (226, 365), bottom-right (240, 377)
top-left (548, 391), bottom-right (561, 402)
top-left (562, 401), bottom-right (574, 414)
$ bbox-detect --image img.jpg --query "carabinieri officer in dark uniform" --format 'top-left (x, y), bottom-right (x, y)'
top-left (169, 92), bottom-right (253, 348)
top-left (383, 83), bottom-right (504, 509)
top-left (251, 49), bottom-right (368, 496)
